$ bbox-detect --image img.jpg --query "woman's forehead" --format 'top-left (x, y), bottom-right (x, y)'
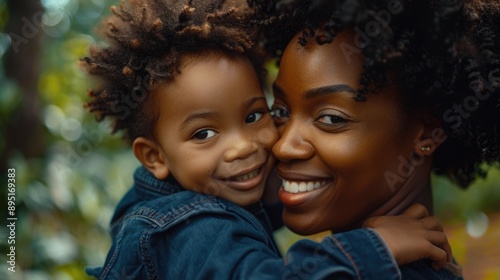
top-left (277, 29), bottom-right (364, 93)
top-left (283, 29), bottom-right (363, 70)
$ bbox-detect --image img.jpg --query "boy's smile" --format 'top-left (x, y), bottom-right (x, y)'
top-left (139, 52), bottom-right (278, 206)
top-left (218, 165), bottom-right (267, 191)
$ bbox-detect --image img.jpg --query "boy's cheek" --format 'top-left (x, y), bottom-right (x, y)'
top-left (258, 126), bottom-right (279, 148)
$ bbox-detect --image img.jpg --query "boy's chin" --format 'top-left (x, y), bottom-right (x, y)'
top-left (225, 187), bottom-right (264, 207)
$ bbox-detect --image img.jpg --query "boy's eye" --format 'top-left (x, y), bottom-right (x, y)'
top-left (193, 129), bottom-right (217, 140)
top-left (246, 112), bottom-right (264, 124)
top-left (316, 115), bottom-right (347, 125)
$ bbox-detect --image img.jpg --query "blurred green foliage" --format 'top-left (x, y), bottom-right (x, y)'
top-left (0, 0), bottom-right (499, 279)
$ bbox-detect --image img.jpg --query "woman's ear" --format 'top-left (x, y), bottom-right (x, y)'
top-left (412, 120), bottom-right (446, 157)
top-left (132, 137), bottom-right (170, 180)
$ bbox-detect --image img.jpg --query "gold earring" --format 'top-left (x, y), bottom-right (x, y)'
top-left (420, 146), bottom-right (431, 152)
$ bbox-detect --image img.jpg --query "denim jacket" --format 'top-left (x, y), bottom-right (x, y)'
top-left (86, 166), bottom-right (408, 279)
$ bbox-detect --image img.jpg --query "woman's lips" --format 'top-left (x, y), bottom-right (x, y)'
top-left (282, 179), bottom-right (329, 193)
top-left (278, 178), bottom-right (333, 207)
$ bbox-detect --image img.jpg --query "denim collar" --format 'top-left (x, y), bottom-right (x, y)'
top-left (134, 166), bottom-right (265, 214)
top-left (133, 166), bottom-right (184, 196)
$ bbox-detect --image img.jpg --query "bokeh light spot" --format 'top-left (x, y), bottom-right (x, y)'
top-left (466, 211), bottom-right (489, 238)
top-left (60, 118), bottom-right (82, 141)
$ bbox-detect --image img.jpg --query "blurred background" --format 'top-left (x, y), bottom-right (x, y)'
top-left (0, 0), bottom-right (499, 279)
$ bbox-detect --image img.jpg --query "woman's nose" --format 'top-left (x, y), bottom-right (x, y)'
top-left (272, 120), bottom-right (314, 162)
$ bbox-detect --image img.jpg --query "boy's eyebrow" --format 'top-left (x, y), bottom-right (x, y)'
top-left (272, 82), bottom-right (358, 99)
top-left (245, 96), bottom-right (268, 110)
top-left (180, 96), bottom-right (266, 127)
top-left (181, 112), bottom-right (218, 127)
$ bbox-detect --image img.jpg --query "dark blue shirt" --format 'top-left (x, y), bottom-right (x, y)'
top-left (86, 166), bottom-right (422, 279)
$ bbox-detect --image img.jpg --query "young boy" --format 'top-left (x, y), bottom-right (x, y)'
top-left (82, 0), bottom-right (451, 279)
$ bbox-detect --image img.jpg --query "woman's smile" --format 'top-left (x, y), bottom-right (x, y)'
top-left (277, 168), bottom-right (335, 208)
top-left (281, 179), bottom-right (329, 193)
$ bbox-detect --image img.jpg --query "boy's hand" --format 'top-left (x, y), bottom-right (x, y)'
top-left (363, 204), bottom-right (452, 271)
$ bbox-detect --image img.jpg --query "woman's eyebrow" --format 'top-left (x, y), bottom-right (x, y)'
top-left (272, 82), bottom-right (358, 99)
top-left (272, 82), bottom-right (286, 98)
top-left (303, 84), bottom-right (357, 99)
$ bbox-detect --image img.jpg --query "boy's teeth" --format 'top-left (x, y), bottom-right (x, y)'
top-left (234, 169), bottom-right (259, 181)
top-left (282, 179), bottom-right (328, 193)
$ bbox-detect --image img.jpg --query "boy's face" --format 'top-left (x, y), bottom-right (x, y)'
top-left (153, 54), bottom-right (278, 206)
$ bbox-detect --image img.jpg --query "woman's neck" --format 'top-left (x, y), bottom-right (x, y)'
top-left (369, 163), bottom-right (434, 217)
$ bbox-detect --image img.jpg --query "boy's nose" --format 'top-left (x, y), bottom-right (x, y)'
top-left (223, 137), bottom-right (259, 162)
top-left (272, 121), bottom-right (314, 162)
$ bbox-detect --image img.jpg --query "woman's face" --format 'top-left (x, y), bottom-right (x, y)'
top-left (272, 30), bottom-right (423, 235)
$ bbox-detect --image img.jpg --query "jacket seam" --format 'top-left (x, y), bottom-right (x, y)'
top-left (141, 227), bottom-right (160, 280)
top-left (328, 235), bottom-right (362, 280)
top-left (100, 224), bottom-right (123, 279)
top-left (366, 228), bottom-right (401, 278)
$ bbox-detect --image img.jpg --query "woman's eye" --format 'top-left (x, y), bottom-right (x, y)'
top-left (193, 129), bottom-right (217, 140)
top-left (316, 115), bottom-right (347, 125)
top-left (246, 112), bottom-right (264, 124)
top-left (271, 106), bottom-right (290, 126)
top-left (272, 107), bottom-right (290, 119)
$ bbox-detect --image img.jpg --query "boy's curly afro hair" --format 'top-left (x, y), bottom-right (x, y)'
top-left (81, 0), bottom-right (262, 143)
top-left (251, 0), bottom-right (500, 188)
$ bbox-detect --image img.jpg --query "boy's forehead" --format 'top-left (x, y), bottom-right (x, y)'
top-left (159, 51), bottom-right (252, 87)
top-left (179, 51), bottom-right (244, 68)
top-left (222, 0), bottom-right (249, 9)
top-left (156, 52), bottom-right (260, 105)
top-left (154, 52), bottom-right (226, 90)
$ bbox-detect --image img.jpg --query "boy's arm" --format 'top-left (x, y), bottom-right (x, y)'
top-left (95, 203), bottom-right (450, 279)
top-left (148, 213), bottom-right (402, 280)
top-left (363, 204), bottom-right (452, 271)
top-left (283, 228), bottom-right (402, 279)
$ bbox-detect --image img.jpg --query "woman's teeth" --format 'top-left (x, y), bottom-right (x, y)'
top-left (282, 180), bottom-right (328, 193)
top-left (233, 169), bottom-right (259, 181)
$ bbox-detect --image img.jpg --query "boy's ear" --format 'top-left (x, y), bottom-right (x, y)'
top-left (412, 120), bottom-right (445, 157)
top-left (133, 137), bottom-right (169, 180)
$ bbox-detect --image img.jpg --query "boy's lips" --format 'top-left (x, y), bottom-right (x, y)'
top-left (220, 162), bottom-right (265, 181)
top-left (218, 164), bottom-right (267, 191)
top-left (233, 169), bottom-right (260, 181)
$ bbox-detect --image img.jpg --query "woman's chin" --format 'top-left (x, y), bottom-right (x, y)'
top-left (283, 212), bottom-right (326, 236)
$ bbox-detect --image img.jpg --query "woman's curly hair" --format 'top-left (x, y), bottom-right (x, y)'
top-left (81, 0), bottom-right (263, 143)
top-left (252, 0), bottom-right (500, 188)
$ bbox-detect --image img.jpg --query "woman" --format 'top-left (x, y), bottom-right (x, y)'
top-left (257, 0), bottom-right (500, 278)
